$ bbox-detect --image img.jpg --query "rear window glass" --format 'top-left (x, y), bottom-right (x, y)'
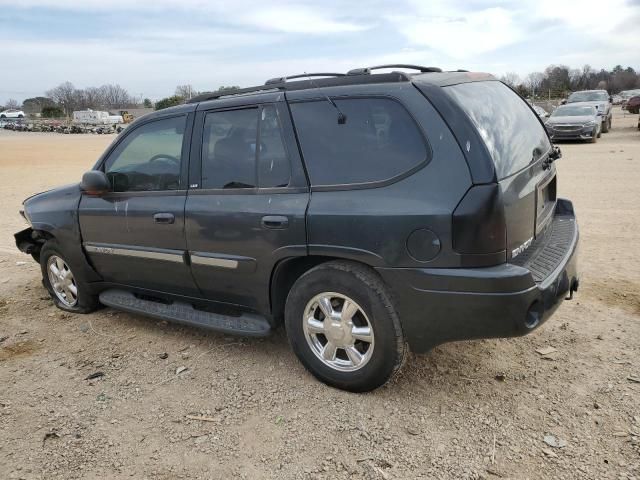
top-left (289, 98), bottom-right (427, 186)
top-left (446, 81), bottom-right (551, 179)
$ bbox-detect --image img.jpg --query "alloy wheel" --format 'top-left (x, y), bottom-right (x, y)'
top-left (302, 292), bottom-right (374, 372)
top-left (47, 255), bottom-right (78, 307)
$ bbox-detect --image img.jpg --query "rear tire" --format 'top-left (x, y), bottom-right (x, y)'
top-left (284, 261), bottom-right (407, 392)
top-left (40, 240), bottom-right (99, 313)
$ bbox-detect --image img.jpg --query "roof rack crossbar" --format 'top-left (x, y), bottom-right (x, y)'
top-left (265, 73), bottom-right (346, 85)
top-left (347, 64), bottom-right (443, 75)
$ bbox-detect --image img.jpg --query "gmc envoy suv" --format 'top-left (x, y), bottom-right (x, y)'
top-left (15, 65), bottom-right (579, 392)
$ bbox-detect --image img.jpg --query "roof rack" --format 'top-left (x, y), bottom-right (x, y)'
top-left (188, 86), bottom-right (284, 103)
top-left (265, 73), bottom-right (345, 85)
top-left (347, 64), bottom-right (443, 75)
top-left (188, 65), bottom-right (445, 104)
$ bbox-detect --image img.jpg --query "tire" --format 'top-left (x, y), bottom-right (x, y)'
top-left (40, 240), bottom-right (99, 313)
top-left (18, 114), bottom-right (23, 118)
top-left (0, 115), bottom-right (5, 119)
top-left (602, 116), bottom-right (610, 133)
top-left (590, 131), bottom-right (597, 143)
top-left (284, 260), bottom-right (407, 392)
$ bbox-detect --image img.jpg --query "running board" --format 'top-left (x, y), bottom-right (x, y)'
top-left (99, 289), bottom-right (271, 337)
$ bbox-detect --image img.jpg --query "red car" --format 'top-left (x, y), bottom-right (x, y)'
top-left (627, 95), bottom-right (640, 114)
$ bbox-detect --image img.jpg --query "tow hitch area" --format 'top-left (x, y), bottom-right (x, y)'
top-left (566, 279), bottom-right (579, 301)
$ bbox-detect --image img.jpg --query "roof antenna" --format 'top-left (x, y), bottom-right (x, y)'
top-left (304, 72), bottom-right (347, 124)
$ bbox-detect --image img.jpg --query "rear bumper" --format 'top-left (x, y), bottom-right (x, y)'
top-left (377, 199), bottom-right (579, 353)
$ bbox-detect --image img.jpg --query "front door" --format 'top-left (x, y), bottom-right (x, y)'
top-left (79, 113), bottom-right (199, 296)
top-left (185, 98), bottom-right (309, 313)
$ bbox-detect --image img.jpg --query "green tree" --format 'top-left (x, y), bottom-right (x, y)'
top-left (143, 98), bottom-right (153, 108)
top-left (41, 106), bottom-right (64, 118)
top-left (155, 95), bottom-right (184, 110)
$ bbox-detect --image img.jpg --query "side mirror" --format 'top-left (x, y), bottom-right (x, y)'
top-left (80, 170), bottom-right (110, 195)
top-left (560, 99), bottom-right (567, 105)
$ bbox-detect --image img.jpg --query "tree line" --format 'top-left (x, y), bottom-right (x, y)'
top-left (1, 83), bottom-right (241, 117)
top-left (3, 66), bottom-right (638, 115)
top-left (501, 64), bottom-right (640, 99)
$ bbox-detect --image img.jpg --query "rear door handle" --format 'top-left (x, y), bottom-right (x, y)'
top-left (153, 213), bottom-right (175, 224)
top-left (261, 215), bottom-right (289, 229)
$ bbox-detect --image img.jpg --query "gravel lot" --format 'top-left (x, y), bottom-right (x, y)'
top-left (1, 108), bottom-right (639, 479)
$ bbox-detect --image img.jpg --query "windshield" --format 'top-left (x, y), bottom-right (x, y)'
top-left (567, 91), bottom-right (608, 103)
top-left (552, 105), bottom-right (596, 117)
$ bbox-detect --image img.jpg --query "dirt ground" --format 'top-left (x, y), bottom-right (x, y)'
top-left (1, 109), bottom-right (639, 480)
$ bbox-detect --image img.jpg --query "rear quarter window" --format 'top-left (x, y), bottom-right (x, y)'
top-left (289, 97), bottom-right (428, 187)
top-left (445, 81), bottom-right (551, 179)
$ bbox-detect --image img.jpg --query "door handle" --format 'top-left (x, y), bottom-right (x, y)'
top-left (153, 213), bottom-right (175, 224)
top-left (261, 215), bottom-right (289, 229)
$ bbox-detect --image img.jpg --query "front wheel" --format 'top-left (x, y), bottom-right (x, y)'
top-left (285, 261), bottom-right (407, 392)
top-left (602, 117), bottom-right (610, 133)
top-left (40, 240), bottom-right (99, 313)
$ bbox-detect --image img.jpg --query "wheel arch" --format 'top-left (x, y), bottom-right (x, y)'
top-left (269, 255), bottom-right (385, 327)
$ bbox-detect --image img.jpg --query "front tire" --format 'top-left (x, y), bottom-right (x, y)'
top-left (40, 240), bottom-right (99, 313)
top-left (284, 261), bottom-right (407, 392)
top-left (602, 116), bottom-right (611, 133)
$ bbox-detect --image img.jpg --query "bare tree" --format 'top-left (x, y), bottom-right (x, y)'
top-left (100, 84), bottom-right (133, 109)
top-left (500, 72), bottom-right (520, 87)
top-left (46, 82), bottom-right (78, 116)
top-left (175, 85), bottom-right (196, 100)
top-left (524, 72), bottom-right (544, 97)
top-left (4, 98), bottom-right (20, 109)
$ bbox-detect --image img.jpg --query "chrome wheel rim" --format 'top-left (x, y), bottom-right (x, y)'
top-left (47, 255), bottom-right (78, 307)
top-left (303, 292), bottom-right (374, 372)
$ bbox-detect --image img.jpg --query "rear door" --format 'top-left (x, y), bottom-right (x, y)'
top-left (185, 94), bottom-right (309, 313)
top-left (445, 81), bottom-right (556, 259)
top-left (79, 113), bottom-right (200, 296)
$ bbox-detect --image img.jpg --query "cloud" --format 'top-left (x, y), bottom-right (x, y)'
top-left (0, 0), bottom-right (639, 103)
top-left (389, 6), bottom-right (522, 58)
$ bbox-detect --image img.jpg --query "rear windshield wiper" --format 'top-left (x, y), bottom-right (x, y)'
top-left (542, 146), bottom-right (562, 170)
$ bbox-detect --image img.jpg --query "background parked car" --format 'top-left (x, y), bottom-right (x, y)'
top-left (532, 104), bottom-right (549, 121)
top-left (564, 90), bottom-right (612, 132)
top-left (0, 109), bottom-right (25, 118)
top-left (625, 95), bottom-right (640, 114)
top-left (545, 104), bottom-right (601, 143)
top-left (620, 89), bottom-right (640, 110)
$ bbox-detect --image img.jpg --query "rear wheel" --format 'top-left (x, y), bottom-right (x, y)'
top-left (284, 261), bottom-right (407, 392)
top-left (40, 240), bottom-right (99, 313)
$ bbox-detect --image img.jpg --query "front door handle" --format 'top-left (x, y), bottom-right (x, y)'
top-left (261, 215), bottom-right (289, 229)
top-left (153, 213), bottom-right (175, 224)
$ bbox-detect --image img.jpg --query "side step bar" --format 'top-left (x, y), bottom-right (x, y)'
top-left (99, 289), bottom-right (271, 337)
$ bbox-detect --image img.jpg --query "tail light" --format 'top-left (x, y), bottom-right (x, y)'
top-left (452, 184), bottom-right (506, 254)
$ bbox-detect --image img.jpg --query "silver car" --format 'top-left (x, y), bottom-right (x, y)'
top-left (545, 105), bottom-right (601, 143)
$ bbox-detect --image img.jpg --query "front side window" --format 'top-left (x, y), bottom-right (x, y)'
top-left (446, 81), bottom-right (551, 179)
top-left (104, 116), bottom-right (185, 192)
top-left (289, 98), bottom-right (427, 187)
top-left (201, 105), bottom-right (290, 189)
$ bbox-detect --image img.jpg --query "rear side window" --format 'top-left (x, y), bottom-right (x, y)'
top-left (201, 105), bottom-right (290, 189)
top-left (445, 81), bottom-right (551, 179)
top-left (289, 98), bottom-right (427, 187)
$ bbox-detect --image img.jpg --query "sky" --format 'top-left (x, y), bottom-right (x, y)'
top-left (1, 0), bottom-right (639, 104)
